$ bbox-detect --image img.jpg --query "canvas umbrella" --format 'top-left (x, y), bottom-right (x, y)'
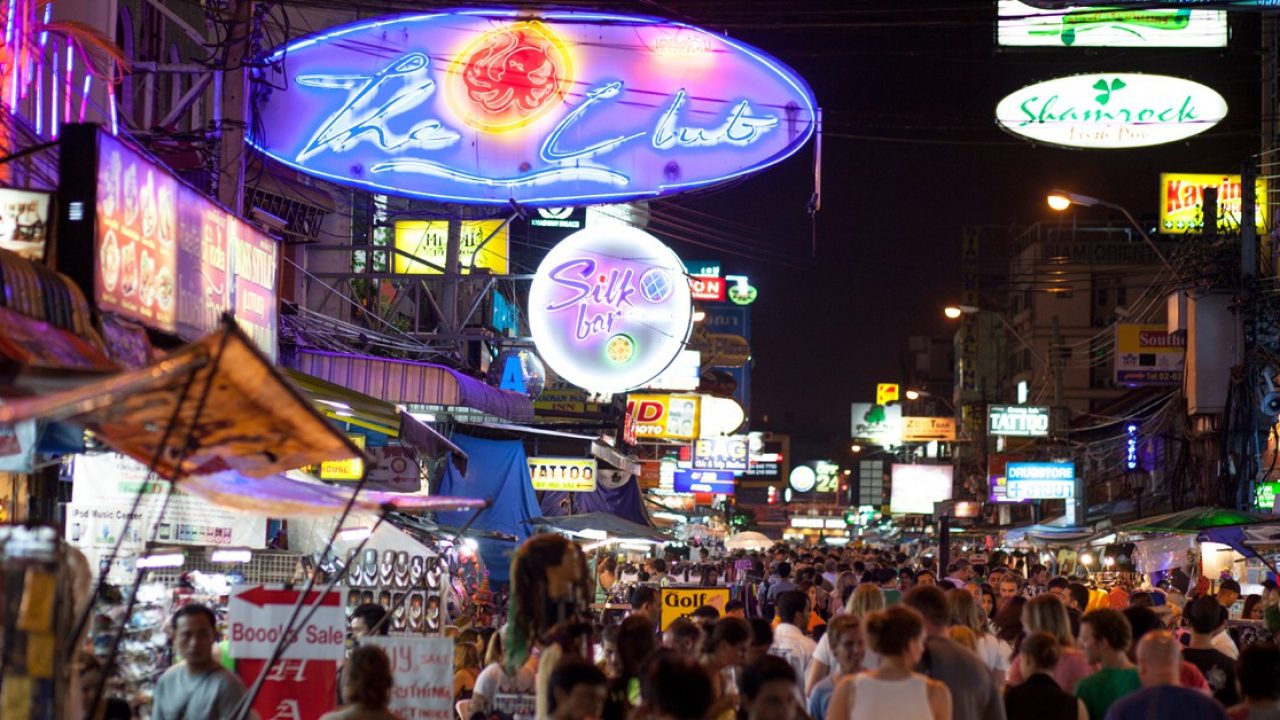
top-left (725, 531), bottom-right (774, 551)
top-left (1114, 507), bottom-right (1278, 535)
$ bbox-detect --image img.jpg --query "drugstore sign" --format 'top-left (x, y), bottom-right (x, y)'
top-left (251, 10), bottom-right (816, 206)
top-left (1005, 462), bottom-right (1076, 501)
top-left (996, 73), bottom-right (1226, 149)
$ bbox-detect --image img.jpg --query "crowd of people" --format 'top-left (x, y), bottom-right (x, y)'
top-left (139, 542), bottom-right (1280, 720)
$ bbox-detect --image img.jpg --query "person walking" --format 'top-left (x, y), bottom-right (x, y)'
top-left (808, 614), bottom-right (866, 720)
top-left (1008, 593), bottom-right (1092, 693)
top-left (152, 605), bottom-right (251, 720)
top-left (1005, 631), bottom-right (1087, 720)
top-left (946, 588), bottom-right (1009, 689)
top-left (320, 645), bottom-right (397, 720)
top-left (903, 585), bottom-right (1005, 720)
top-left (1075, 609), bottom-right (1142, 720)
top-left (1227, 642), bottom-right (1280, 720)
top-left (1101, 631), bottom-right (1228, 720)
top-left (1183, 596), bottom-right (1241, 708)
top-left (825, 606), bottom-right (951, 720)
top-left (807, 583), bottom-right (886, 694)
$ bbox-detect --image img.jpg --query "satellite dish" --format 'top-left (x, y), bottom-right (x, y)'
top-left (598, 469), bottom-right (631, 490)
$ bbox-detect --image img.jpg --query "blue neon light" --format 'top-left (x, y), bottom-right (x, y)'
top-left (249, 10), bottom-right (817, 206)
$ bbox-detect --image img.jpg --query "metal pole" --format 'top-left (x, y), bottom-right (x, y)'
top-left (441, 216), bottom-right (461, 354)
top-left (1241, 160), bottom-right (1259, 510)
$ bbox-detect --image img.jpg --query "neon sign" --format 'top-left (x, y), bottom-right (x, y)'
top-left (530, 227), bottom-right (693, 394)
top-left (251, 11), bottom-right (816, 206)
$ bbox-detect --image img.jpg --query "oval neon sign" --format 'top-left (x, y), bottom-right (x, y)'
top-left (251, 11), bottom-right (817, 206)
top-left (995, 73), bottom-right (1226, 149)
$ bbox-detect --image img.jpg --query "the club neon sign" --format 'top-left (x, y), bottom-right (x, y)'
top-left (250, 11), bottom-right (816, 206)
top-left (528, 226), bottom-right (692, 394)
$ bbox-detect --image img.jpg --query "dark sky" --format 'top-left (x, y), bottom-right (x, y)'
top-left (640, 2), bottom-right (1263, 452)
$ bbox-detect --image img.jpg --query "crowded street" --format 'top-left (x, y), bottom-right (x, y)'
top-left (0, 1), bottom-right (1279, 719)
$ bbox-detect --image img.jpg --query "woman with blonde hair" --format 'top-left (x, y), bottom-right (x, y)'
top-left (806, 583), bottom-right (886, 694)
top-left (947, 588), bottom-right (1009, 688)
top-left (453, 641), bottom-right (482, 701)
top-left (1006, 592), bottom-right (1091, 692)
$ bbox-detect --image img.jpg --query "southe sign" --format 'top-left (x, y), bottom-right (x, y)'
top-left (988, 405), bottom-right (1050, 437)
top-left (996, 73), bottom-right (1226, 149)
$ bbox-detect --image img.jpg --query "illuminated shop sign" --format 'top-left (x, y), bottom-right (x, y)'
top-left (691, 436), bottom-right (749, 472)
top-left (528, 456), bottom-right (598, 492)
top-left (625, 394), bottom-right (701, 440)
top-left (251, 11), bottom-right (816, 206)
top-left (529, 226), bottom-right (693, 394)
top-left (997, 1), bottom-right (1227, 48)
top-left (673, 469), bottom-right (735, 495)
top-left (995, 73), bottom-right (1227, 149)
top-left (393, 219), bottom-right (509, 275)
top-left (1159, 173), bottom-right (1268, 234)
top-left (988, 405), bottom-right (1050, 437)
top-left (1005, 462), bottom-right (1076, 501)
top-left (1115, 324), bottom-right (1185, 386)
top-left (690, 276), bottom-right (726, 302)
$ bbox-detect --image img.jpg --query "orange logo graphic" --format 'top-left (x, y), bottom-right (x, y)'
top-left (448, 21), bottom-right (572, 133)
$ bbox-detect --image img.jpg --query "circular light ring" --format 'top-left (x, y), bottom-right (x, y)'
top-left (789, 465), bottom-right (816, 493)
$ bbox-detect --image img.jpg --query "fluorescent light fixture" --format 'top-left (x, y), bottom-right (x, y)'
top-left (317, 399), bottom-right (352, 410)
top-left (620, 542), bottom-right (654, 552)
top-left (137, 553), bottom-right (185, 569)
top-left (411, 411), bottom-right (437, 422)
top-left (338, 526), bottom-right (372, 541)
top-left (575, 528), bottom-right (609, 541)
top-left (584, 538), bottom-right (622, 552)
top-left (824, 536), bottom-right (851, 546)
top-left (335, 410), bottom-right (355, 417)
top-left (652, 511), bottom-right (688, 523)
top-left (1080, 552), bottom-right (1095, 566)
top-left (210, 549), bottom-right (252, 564)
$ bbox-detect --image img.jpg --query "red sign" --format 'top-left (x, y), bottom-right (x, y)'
top-left (237, 658), bottom-right (338, 720)
top-left (690, 276), bottom-right (726, 302)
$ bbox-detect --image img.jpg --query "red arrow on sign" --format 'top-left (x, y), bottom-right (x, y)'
top-left (235, 586), bottom-right (342, 608)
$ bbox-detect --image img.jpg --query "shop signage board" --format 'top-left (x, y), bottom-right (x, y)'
top-left (529, 226), bottom-right (693, 394)
top-left (643, 350), bottom-right (702, 392)
top-left (529, 206), bottom-right (586, 231)
top-left (698, 395), bottom-right (747, 437)
top-left (988, 405), bottom-right (1050, 437)
top-left (995, 73), bottom-right (1227, 149)
top-left (875, 383), bottom-right (899, 405)
top-left (685, 260), bottom-right (721, 277)
top-left (235, 658), bottom-right (338, 720)
top-left (528, 456), bottom-right (598, 492)
top-left (1159, 173), bottom-right (1267, 234)
top-left (1115, 324), bottom-right (1185, 385)
top-left (902, 417), bottom-right (957, 442)
top-left (691, 435), bottom-right (748, 471)
top-left (889, 464), bottom-right (953, 515)
top-left (659, 587), bottom-right (730, 630)
top-left (997, 1), bottom-right (1227, 48)
top-left (90, 129), bottom-right (280, 358)
top-left (362, 636), bottom-right (455, 720)
top-left (393, 219), bottom-right (509, 275)
top-left (788, 465), bottom-right (816, 493)
top-left (1255, 481), bottom-right (1280, 511)
top-left (1005, 462), bottom-right (1076, 501)
top-left (228, 584), bottom-right (347, 661)
top-left (850, 403), bottom-right (903, 445)
top-left (988, 453), bottom-right (1031, 504)
top-left (690, 276), bottom-right (726, 302)
top-left (672, 469), bottom-right (735, 495)
top-left (319, 434), bottom-right (367, 480)
top-left (251, 11), bottom-right (817, 206)
top-left (625, 393), bottom-right (701, 440)
top-left (0, 188), bottom-right (51, 261)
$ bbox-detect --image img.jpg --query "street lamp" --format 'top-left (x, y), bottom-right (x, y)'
top-left (904, 388), bottom-right (955, 413)
top-left (1045, 189), bottom-right (1184, 284)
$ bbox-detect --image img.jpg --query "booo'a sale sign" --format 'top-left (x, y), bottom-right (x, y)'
top-left (250, 11), bottom-right (816, 206)
top-left (528, 226), bottom-right (693, 395)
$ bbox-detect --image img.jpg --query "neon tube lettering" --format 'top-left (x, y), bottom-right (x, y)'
top-left (652, 90), bottom-right (778, 149)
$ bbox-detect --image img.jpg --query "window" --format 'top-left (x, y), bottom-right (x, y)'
top-left (1117, 286), bottom-right (1128, 307)
top-left (858, 460), bottom-right (884, 506)
top-left (1096, 288), bottom-right (1109, 307)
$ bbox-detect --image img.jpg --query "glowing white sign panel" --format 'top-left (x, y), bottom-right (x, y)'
top-left (996, 73), bottom-right (1226, 149)
top-left (529, 226), bottom-right (693, 394)
top-left (997, 1), bottom-right (1227, 48)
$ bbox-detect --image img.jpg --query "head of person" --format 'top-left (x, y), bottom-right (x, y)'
top-left (648, 558), bottom-right (668, 576)
top-left (1023, 593), bottom-right (1073, 646)
top-left (1019, 631), bottom-right (1062, 679)
top-left (948, 559), bottom-right (973, 581)
top-left (1186, 595), bottom-right (1228, 637)
top-left (992, 595), bottom-right (1026, 646)
top-left (1047, 576), bottom-right (1071, 603)
top-left (747, 618), bottom-right (774, 666)
top-left (1067, 582), bottom-right (1091, 613)
top-left (641, 651), bottom-right (713, 720)
top-left (948, 625), bottom-right (977, 651)
top-left (1135, 630), bottom-right (1182, 688)
top-left (864, 605), bottom-right (928, 664)
top-left (599, 624), bottom-right (620, 677)
top-left (947, 586), bottom-right (987, 636)
top-left (979, 583), bottom-right (997, 618)
top-left (999, 577), bottom-right (1021, 602)
top-left (454, 641), bottom-right (481, 672)
top-left (549, 657), bottom-right (609, 720)
top-left (740, 655), bottom-right (798, 720)
top-left (704, 616), bottom-right (751, 669)
top-left (846, 582), bottom-right (886, 619)
top-left (1028, 564), bottom-right (1049, 585)
top-left (343, 645), bottom-right (394, 710)
top-left (826, 614), bottom-right (865, 674)
top-left (617, 615), bottom-right (658, 680)
top-left (1217, 579), bottom-right (1242, 609)
top-left (172, 604), bottom-right (219, 671)
top-left (1237, 642), bottom-right (1280, 704)
top-left (725, 600), bottom-right (746, 619)
top-left (1080, 608), bottom-right (1132, 665)
top-left (988, 566), bottom-right (1007, 587)
top-left (775, 590), bottom-right (809, 628)
top-left (776, 561), bottom-right (792, 580)
top-left (689, 604), bottom-right (720, 628)
top-left (663, 617), bottom-right (703, 655)
top-left (915, 569), bottom-right (937, 587)
top-left (631, 586), bottom-right (660, 622)
top-left (902, 584), bottom-right (949, 635)
top-left (350, 603), bottom-right (390, 639)
top-left (597, 554), bottom-right (618, 591)
top-left (1242, 594), bottom-right (1264, 620)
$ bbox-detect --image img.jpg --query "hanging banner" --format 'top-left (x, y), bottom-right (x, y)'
top-left (236, 658), bottom-right (338, 720)
top-left (228, 584), bottom-right (347, 660)
top-left (363, 636), bottom-right (455, 720)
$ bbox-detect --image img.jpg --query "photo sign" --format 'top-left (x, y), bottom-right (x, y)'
top-left (530, 227), bottom-right (693, 394)
top-left (996, 73), bottom-right (1227, 149)
top-left (93, 130), bottom-right (280, 358)
top-left (0, 188), bottom-right (51, 261)
top-left (251, 10), bottom-right (816, 206)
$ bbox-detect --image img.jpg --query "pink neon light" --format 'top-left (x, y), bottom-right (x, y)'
top-left (50, 47), bottom-right (57, 137)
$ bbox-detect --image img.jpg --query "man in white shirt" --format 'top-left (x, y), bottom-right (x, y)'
top-left (152, 605), bottom-right (253, 720)
top-left (769, 589), bottom-right (817, 681)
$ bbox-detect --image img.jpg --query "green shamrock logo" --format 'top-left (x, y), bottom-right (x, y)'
top-left (1093, 77), bottom-right (1126, 105)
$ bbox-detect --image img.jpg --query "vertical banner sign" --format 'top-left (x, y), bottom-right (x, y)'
top-left (660, 587), bottom-right (731, 630)
top-left (363, 636), bottom-right (455, 720)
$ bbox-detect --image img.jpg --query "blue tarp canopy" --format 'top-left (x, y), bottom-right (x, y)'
top-left (540, 474), bottom-right (651, 527)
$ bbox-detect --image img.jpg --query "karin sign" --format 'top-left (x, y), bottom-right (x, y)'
top-left (996, 73), bottom-right (1226, 149)
top-left (530, 227), bottom-right (693, 394)
top-left (251, 11), bottom-right (816, 206)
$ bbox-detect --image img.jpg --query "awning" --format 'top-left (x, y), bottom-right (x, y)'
top-left (289, 349), bottom-right (533, 423)
top-left (180, 469), bottom-right (488, 517)
top-left (527, 512), bottom-right (668, 543)
top-left (0, 317), bottom-right (361, 479)
top-left (0, 305), bottom-right (116, 392)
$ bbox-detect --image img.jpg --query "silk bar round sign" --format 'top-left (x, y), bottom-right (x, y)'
top-left (995, 73), bottom-right (1227, 149)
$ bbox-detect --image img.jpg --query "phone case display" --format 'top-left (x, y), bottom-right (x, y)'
top-left (0, 526), bottom-right (70, 720)
top-left (343, 545), bottom-right (447, 635)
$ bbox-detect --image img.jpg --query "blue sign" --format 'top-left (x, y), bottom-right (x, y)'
top-left (703, 305), bottom-right (751, 414)
top-left (673, 469), bottom-right (736, 495)
top-left (251, 11), bottom-right (816, 206)
top-left (1005, 462), bottom-right (1076, 501)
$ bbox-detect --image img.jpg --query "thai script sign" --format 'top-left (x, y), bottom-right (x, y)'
top-left (251, 11), bottom-right (816, 206)
top-left (1005, 462), bottom-right (1076, 501)
top-left (996, 73), bottom-right (1226, 149)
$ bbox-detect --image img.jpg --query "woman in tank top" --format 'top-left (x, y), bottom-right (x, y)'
top-left (825, 605), bottom-right (951, 720)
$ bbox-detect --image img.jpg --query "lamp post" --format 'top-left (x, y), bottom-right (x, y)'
top-left (1045, 190), bottom-right (1184, 284)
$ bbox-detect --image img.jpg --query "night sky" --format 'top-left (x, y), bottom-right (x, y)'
top-left (637, 2), bottom-right (1263, 454)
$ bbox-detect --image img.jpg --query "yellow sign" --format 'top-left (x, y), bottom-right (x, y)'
top-left (320, 435), bottom-right (366, 481)
top-left (659, 587), bottom-right (731, 630)
top-left (626, 394), bottom-right (701, 440)
top-left (1159, 173), bottom-right (1267, 234)
top-left (393, 220), bottom-right (510, 275)
top-left (876, 383), bottom-right (900, 406)
top-left (902, 417), bottom-right (957, 442)
top-left (528, 457), bottom-right (598, 492)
